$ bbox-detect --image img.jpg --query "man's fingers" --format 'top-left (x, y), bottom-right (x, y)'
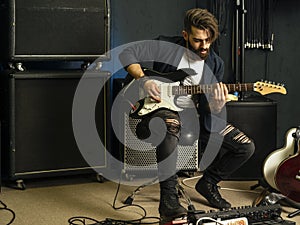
top-left (148, 89), bottom-right (161, 102)
top-left (213, 83), bottom-right (228, 101)
top-left (145, 81), bottom-right (161, 102)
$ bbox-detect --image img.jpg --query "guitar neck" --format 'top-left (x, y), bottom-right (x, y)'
top-left (173, 83), bottom-right (254, 95)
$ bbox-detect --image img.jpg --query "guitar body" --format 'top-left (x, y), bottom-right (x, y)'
top-left (263, 128), bottom-right (296, 190)
top-left (275, 153), bottom-right (300, 202)
top-left (129, 81), bottom-right (183, 119)
top-left (275, 126), bottom-right (300, 202)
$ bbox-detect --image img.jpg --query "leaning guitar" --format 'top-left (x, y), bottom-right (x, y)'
top-left (275, 126), bottom-right (300, 202)
top-left (130, 69), bottom-right (287, 119)
top-left (263, 128), bottom-right (297, 191)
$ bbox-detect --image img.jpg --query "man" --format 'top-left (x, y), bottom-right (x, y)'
top-left (119, 8), bottom-right (255, 219)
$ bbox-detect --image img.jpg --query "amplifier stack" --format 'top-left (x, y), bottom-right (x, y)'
top-left (0, 0), bottom-right (111, 186)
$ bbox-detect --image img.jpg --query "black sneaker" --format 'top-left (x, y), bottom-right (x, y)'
top-left (159, 193), bottom-right (187, 219)
top-left (195, 178), bottom-right (231, 210)
top-left (159, 176), bottom-right (187, 219)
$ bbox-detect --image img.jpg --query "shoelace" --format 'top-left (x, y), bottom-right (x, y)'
top-left (209, 184), bottom-right (224, 202)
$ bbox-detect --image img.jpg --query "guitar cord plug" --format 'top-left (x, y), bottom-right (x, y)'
top-left (124, 195), bottom-right (134, 205)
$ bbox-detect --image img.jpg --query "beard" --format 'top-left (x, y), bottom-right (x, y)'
top-left (187, 41), bottom-right (210, 60)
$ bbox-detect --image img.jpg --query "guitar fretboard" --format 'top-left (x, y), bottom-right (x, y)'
top-left (172, 83), bottom-right (255, 95)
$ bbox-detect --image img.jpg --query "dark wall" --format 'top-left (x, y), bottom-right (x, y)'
top-left (244, 0), bottom-right (300, 147)
top-left (110, 0), bottom-right (197, 46)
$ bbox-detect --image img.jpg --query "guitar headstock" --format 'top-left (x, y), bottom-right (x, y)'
top-left (254, 80), bottom-right (287, 95)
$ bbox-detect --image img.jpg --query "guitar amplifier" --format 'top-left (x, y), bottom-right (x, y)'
top-left (0, 0), bottom-right (110, 61)
top-left (123, 114), bottom-right (199, 177)
top-left (225, 98), bottom-right (277, 181)
top-left (0, 69), bottom-right (110, 182)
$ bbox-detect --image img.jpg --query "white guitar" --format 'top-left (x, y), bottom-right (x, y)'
top-left (129, 69), bottom-right (287, 118)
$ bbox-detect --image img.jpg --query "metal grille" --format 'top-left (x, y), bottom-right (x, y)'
top-left (124, 114), bottom-right (198, 173)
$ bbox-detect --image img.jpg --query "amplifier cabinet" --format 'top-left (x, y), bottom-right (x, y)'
top-left (0, 70), bottom-right (109, 181)
top-left (123, 114), bottom-right (199, 177)
top-left (0, 0), bottom-right (110, 61)
top-left (225, 99), bottom-right (277, 181)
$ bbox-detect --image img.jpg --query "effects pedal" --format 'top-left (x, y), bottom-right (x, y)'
top-left (187, 204), bottom-right (293, 225)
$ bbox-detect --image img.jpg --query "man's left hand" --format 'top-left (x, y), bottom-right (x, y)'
top-left (209, 82), bottom-right (228, 113)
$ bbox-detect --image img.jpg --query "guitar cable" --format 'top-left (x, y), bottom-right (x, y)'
top-left (117, 78), bottom-right (137, 111)
top-left (0, 200), bottom-right (16, 225)
top-left (288, 209), bottom-right (300, 218)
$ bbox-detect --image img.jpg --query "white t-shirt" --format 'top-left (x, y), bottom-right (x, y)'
top-left (176, 52), bottom-right (204, 108)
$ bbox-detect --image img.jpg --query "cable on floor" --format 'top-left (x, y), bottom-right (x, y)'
top-left (0, 200), bottom-right (16, 225)
top-left (181, 174), bottom-right (262, 194)
top-left (68, 174), bottom-right (161, 225)
top-left (110, 177), bottom-right (161, 225)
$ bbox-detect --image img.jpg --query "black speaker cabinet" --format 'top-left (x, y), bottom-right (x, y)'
top-left (225, 99), bottom-right (277, 181)
top-left (0, 0), bottom-right (110, 61)
top-left (0, 70), bottom-right (109, 181)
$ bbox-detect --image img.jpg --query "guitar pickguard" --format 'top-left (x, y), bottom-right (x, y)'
top-left (130, 81), bottom-right (183, 118)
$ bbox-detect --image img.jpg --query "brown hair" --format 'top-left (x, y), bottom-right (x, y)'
top-left (184, 8), bottom-right (219, 42)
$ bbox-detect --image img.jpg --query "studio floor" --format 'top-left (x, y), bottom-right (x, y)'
top-left (0, 173), bottom-right (299, 225)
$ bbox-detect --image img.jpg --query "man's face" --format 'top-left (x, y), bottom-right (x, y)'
top-left (182, 26), bottom-right (211, 60)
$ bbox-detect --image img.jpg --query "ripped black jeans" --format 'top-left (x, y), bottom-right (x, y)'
top-left (135, 109), bottom-right (181, 181)
top-left (199, 124), bottom-right (255, 184)
top-left (135, 109), bottom-right (255, 183)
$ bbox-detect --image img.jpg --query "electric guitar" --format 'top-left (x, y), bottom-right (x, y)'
top-left (275, 126), bottom-right (300, 202)
top-left (129, 69), bottom-right (287, 118)
top-left (263, 128), bottom-right (297, 191)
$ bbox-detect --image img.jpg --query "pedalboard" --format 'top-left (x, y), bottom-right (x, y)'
top-left (187, 204), bottom-right (295, 225)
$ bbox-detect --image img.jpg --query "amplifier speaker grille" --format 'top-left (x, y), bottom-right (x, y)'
top-left (123, 114), bottom-right (199, 173)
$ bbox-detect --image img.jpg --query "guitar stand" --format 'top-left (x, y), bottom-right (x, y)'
top-left (250, 178), bottom-right (269, 190)
top-left (123, 177), bottom-right (159, 205)
top-left (177, 182), bottom-right (197, 211)
top-left (257, 191), bottom-right (300, 218)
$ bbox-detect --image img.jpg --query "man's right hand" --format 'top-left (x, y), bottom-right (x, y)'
top-left (143, 80), bottom-right (161, 102)
top-left (126, 63), bottom-right (161, 102)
